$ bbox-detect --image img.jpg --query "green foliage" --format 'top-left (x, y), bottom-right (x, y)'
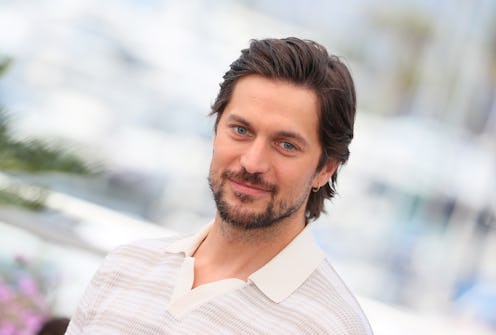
top-left (0, 181), bottom-right (46, 210)
top-left (0, 56), bottom-right (12, 77)
top-left (0, 58), bottom-right (98, 209)
top-left (0, 109), bottom-right (92, 174)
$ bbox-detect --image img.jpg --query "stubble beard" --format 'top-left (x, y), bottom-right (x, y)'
top-left (208, 168), bottom-right (309, 230)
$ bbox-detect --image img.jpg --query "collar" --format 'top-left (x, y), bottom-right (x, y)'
top-left (248, 224), bottom-right (325, 302)
top-left (165, 223), bottom-right (212, 256)
top-left (164, 222), bottom-right (325, 303)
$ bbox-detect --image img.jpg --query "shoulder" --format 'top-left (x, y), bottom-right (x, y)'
top-left (112, 234), bottom-right (182, 253)
top-left (291, 259), bottom-right (373, 335)
top-left (99, 235), bottom-right (185, 271)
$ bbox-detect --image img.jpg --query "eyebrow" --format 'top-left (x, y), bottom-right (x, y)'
top-left (226, 114), bottom-right (309, 147)
top-left (227, 114), bottom-right (251, 127)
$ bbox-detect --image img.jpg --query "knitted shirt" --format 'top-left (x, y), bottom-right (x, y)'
top-left (66, 223), bottom-right (373, 334)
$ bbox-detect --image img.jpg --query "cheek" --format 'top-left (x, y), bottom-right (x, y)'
top-left (275, 162), bottom-right (315, 191)
top-left (211, 137), bottom-right (239, 169)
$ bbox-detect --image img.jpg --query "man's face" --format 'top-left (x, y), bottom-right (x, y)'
top-left (208, 75), bottom-right (334, 230)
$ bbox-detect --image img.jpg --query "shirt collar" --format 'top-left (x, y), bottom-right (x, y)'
top-left (164, 222), bottom-right (212, 256)
top-left (248, 224), bottom-right (325, 303)
top-left (164, 222), bottom-right (325, 303)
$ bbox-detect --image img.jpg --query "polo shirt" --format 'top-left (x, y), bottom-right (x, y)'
top-left (66, 223), bottom-right (373, 334)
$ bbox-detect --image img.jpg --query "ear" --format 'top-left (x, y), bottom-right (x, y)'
top-left (312, 159), bottom-right (339, 189)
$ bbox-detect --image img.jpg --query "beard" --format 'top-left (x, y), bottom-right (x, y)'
top-left (208, 168), bottom-right (309, 230)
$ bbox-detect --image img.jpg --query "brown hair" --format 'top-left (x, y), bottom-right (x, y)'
top-left (210, 37), bottom-right (356, 220)
top-left (37, 317), bottom-right (70, 335)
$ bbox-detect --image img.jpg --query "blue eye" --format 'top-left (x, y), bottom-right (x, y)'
top-left (280, 142), bottom-right (296, 151)
top-left (234, 126), bottom-right (248, 135)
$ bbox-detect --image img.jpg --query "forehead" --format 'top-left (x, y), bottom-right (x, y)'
top-left (222, 75), bottom-right (321, 142)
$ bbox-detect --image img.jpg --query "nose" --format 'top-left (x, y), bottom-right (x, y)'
top-left (239, 139), bottom-right (270, 174)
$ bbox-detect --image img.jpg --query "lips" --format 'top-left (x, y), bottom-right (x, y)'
top-left (228, 178), bottom-right (272, 196)
top-left (221, 169), bottom-right (277, 197)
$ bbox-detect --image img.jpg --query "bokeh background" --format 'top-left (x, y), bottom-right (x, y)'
top-left (1, 0), bottom-right (495, 334)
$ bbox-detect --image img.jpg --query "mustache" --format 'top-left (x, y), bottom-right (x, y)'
top-left (223, 169), bottom-right (278, 193)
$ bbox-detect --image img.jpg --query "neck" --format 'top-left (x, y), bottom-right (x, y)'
top-left (192, 212), bottom-right (305, 287)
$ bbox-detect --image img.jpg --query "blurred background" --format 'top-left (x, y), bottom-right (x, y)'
top-left (1, 0), bottom-right (495, 334)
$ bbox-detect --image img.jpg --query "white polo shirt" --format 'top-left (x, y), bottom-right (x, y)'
top-left (67, 222), bottom-right (373, 334)
top-left (166, 223), bottom-right (326, 318)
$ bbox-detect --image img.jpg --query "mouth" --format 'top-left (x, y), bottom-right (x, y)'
top-left (228, 178), bottom-right (272, 196)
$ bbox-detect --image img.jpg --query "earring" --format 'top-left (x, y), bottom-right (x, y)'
top-left (312, 186), bottom-right (320, 193)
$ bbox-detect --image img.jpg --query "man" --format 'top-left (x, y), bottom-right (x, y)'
top-left (66, 37), bottom-right (373, 334)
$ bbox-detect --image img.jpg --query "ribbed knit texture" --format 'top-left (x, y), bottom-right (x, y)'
top-left (66, 237), bottom-right (373, 335)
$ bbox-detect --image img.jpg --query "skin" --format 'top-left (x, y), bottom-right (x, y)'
top-left (193, 75), bottom-right (337, 287)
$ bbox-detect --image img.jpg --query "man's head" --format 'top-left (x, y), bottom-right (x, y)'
top-left (210, 37), bottom-right (356, 223)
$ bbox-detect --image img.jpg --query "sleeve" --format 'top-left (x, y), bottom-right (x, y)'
top-left (64, 236), bottom-right (178, 334)
top-left (64, 247), bottom-right (123, 335)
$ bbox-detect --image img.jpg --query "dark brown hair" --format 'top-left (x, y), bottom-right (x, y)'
top-left (37, 317), bottom-right (70, 335)
top-left (210, 37), bottom-right (356, 221)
